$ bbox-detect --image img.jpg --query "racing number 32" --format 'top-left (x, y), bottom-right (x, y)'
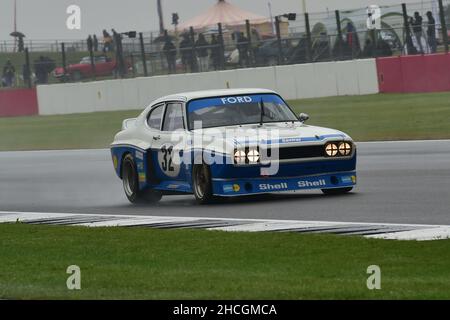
top-left (161, 146), bottom-right (175, 172)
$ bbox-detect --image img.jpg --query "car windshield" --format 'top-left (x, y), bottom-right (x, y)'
top-left (187, 94), bottom-right (298, 129)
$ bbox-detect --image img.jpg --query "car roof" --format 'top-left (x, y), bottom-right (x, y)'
top-left (149, 88), bottom-right (277, 105)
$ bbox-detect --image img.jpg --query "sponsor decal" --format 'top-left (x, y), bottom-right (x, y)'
top-left (223, 184), bottom-right (234, 193)
top-left (137, 162), bottom-right (144, 171)
top-left (341, 175), bottom-right (357, 184)
top-left (112, 156), bottom-right (118, 170)
top-left (233, 184), bottom-right (241, 192)
top-left (297, 179), bottom-right (326, 188)
top-left (280, 137), bottom-right (303, 144)
top-left (135, 151), bottom-right (144, 160)
top-left (259, 182), bottom-right (288, 191)
top-left (167, 184), bottom-right (179, 189)
top-left (138, 172), bottom-right (146, 182)
top-left (220, 96), bottom-right (253, 104)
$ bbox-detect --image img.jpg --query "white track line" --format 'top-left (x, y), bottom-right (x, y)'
top-left (1, 211), bottom-right (449, 241)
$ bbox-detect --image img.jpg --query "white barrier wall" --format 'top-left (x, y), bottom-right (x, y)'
top-left (37, 59), bottom-right (379, 115)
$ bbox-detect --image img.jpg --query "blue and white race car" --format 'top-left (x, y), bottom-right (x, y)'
top-left (111, 89), bottom-right (356, 204)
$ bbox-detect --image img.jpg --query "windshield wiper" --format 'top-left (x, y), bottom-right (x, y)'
top-left (259, 98), bottom-right (265, 126)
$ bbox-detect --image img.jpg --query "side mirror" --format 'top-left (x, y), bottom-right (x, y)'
top-left (298, 113), bottom-right (309, 122)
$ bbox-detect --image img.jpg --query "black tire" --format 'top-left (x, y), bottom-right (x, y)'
top-left (321, 187), bottom-right (353, 195)
top-left (192, 164), bottom-right (216, 204)
top-left (121, 154), bottom-right (162, 204)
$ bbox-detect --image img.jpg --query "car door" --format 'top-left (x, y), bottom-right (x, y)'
top-left (145, 103), bottom-right (165, 182)
top-left (149, 102), bottom-right (187, 182)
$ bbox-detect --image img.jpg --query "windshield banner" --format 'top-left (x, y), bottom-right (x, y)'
top-left (187, 94), bottom-right (285, 113)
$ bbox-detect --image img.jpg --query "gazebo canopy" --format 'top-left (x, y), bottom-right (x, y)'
top-left (178, 0), bottom-right (269, 30)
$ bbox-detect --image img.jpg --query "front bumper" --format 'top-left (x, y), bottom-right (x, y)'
top-left (212, 171), bottom-right (357, 196)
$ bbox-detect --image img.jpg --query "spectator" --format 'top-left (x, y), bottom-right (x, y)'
top-left (87, 35), bottom-right (93, 52)
top-left (250, 29), bottom-right (261, 65)
top-left (195, 33), bottom-right (209, 72)
top-left (236, 32), bottom-right (249, 67)
top-left (210, 34), bottom-right (221, 70)
top-left (411, 12), bottom-right (424, 53)
top-left (18, 36), bottom-right (25, 53)
top-left (426, 11), bottom-right (437, 53)
top-left (362, 39), bottom-right (375, 58)
top-left (2, 60), bottom-right (16, 87)
top-left (179, 34), bottom-right (194, 72)
top-left (102, 29), bottom-right (113, 52)
top-left (34, 56), bottom-right (55, 84)
top-left (346, 22), bottom-right (361, 58)
top-left (163, 35), bottom-right (177, 74)
top-left (93, 34), bottom-right (99, 52)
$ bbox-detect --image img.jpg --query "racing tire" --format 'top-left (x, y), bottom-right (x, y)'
top-left (321, 187), bottom-right (353, 195)
top-left (192, 164), bottom-right (216, 204)
top-left (121, 154), bottom-right (162, 204)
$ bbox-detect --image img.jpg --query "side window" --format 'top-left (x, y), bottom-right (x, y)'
top-left (162, 103), bottom-right (185, 131)
top-left (147, 105), bottom-right (164, 130)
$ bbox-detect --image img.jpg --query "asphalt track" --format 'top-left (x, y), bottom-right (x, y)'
top-left (0, 140), bottom-right (449, 225)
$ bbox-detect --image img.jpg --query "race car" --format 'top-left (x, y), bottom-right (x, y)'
top-left (110, 88), bottom-right (356, 204)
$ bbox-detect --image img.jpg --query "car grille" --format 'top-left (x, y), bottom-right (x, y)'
top-left (261, 144), bottom-right (326, 161)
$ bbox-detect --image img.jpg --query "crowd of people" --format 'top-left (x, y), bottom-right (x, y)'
top-left (406, 11), bottom-right (438, 54)
top-left (0, 9), bottom-right (445, 88)
top-left (1, 56), bottom-right (55, 88)
top-left (162, 31), bottom-right (224, 73)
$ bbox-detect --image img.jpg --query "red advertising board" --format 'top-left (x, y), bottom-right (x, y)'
top-left (0, 88), bottom-right (39, 117)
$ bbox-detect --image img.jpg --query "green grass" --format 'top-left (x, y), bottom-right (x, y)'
top-left (297, 92), bottom-right (450, 141)
top-left (1, 92), bottom-right (450, 151)
top-left (0, 223), bottom-right (449, 299)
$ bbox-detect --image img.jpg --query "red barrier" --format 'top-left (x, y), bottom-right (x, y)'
top-left (377, 54), bottom-right (450, 93)
top-left (0, 88), bottom-right (38, 117)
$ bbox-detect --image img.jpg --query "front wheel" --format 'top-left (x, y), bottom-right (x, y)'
top-left (122, 154), bottom-right (162, 204)
top-left (321, 187), bottom-right (353, 195)
top-left (192, 164), bottom-right (216, 204)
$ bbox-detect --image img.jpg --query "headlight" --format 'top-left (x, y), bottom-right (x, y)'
top-left (338, 142), bottom-right (352, 156)
top-left (234, 148), bottom-right (260, 164)
top-left (234, 150), bottom-right (246, 164)
top-left (325, 143), bottom-right (338, 157)
top-left (247, 148), bottom-right (260, 163)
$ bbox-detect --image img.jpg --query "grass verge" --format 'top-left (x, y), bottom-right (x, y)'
top-left (1, 92), bottom-right (450, 151)
top-left (1, 223), bottom-right (449, 299)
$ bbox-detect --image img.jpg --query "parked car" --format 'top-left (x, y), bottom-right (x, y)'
top-left (53, 55), bottom-right (123, 81)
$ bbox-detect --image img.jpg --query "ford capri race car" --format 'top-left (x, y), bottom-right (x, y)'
top-left (110, 89), bottom-right (357, 204)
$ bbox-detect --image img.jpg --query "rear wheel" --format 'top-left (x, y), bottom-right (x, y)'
top-left (121, 154), bottom-right (162, 204)
top-left (321, 187), bottom-right (353, 195)
top-left (192, 164), bottom-right (216, 204)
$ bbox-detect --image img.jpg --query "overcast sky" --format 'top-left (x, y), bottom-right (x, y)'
top-left (0, 0), bottom-right (426, 40)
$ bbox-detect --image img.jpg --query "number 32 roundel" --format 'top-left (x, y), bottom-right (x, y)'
top-left (158, 145), bottom-right (181, 178)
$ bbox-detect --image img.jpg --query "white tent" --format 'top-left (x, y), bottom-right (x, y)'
top-left (178, 0), bottom-right (269, 30)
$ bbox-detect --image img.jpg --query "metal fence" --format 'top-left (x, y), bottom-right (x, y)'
top-left (0, 0), bottom-right (449, 89)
